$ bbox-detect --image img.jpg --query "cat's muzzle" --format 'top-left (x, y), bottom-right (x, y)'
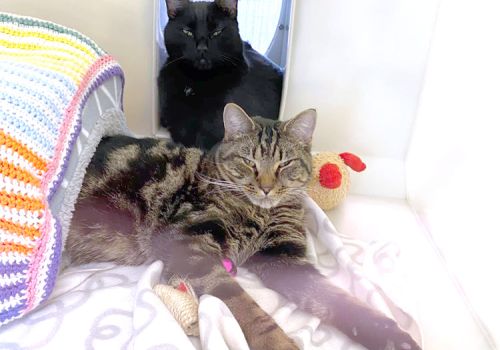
top-left (194, 57), bottom-right (212, 70)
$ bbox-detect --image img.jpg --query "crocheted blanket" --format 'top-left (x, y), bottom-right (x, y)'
top-left (0, 13), bottom-right (124, 326)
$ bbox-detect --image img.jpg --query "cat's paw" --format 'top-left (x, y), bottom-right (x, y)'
top-left (368, 319), bottom-right (421, 350)
top-left (382, 334), bottom-right (421, 350)
top-left (346, 317), bottom-right (421, 350)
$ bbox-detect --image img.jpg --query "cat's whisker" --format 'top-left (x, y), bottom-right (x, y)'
top-left (165, 56), bottom-right (186, 68)
top-left (205, 185), bottom-right (247, 198)
top-left (207, 183), bottom-right (244, 192)
top-left (220, 54), bottom-right (239, 68)
top-left (279, 188), bottom-right (307, 201)
top-left (196, 176), bottom-right (248, 192)
top-left (222, 53), bottom-right (244, 64)
top-left (221, 59), bottom-right (238, 68)
top-left (195, 172), bottom-right (246, 188)
top-left (211, 186), bottom-right (247, 195)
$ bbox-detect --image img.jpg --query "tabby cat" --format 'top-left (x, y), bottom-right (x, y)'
top-left (158, 0), bottom-right (283, 149)
top-left (66, 104), bottom-right (420, 350)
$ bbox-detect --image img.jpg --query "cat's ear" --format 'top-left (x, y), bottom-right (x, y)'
top-left (215, 0), bottom-right (238, 19)
top-left (282, 109), bottom-right (317, 144)
top-left (223, 103), bottom-right (255, 140)
top-left (166, 0), bottom-right (189, 19)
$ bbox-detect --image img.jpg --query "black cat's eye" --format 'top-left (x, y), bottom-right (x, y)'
top-left (182, 28), bottom-right (193, 37)
top-left (210, 28), bottom-right (224, 38)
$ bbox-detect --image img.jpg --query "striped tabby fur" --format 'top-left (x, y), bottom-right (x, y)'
top-left (66, 104), bottom-right (420, 350)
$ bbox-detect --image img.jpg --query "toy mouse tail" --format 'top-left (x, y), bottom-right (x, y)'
top-left (339, 153), bottom-right (366, 172)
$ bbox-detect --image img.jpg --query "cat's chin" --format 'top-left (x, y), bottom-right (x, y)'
top-left (248, 196), bottom-right (281, 209)
top-left (193, 58), bottom-right (212, 70)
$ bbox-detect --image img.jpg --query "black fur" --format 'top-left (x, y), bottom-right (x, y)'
top-left (158, 0), bottom-right (283, 149)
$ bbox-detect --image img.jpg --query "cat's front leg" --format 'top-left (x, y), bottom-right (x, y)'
top-left (151, 234), bottom-right (299, 350)
top-left (247, 255), bottom-right (421, 350)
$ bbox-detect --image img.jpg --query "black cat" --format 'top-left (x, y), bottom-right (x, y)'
top-left (158, 0), bottom-right (283, 149)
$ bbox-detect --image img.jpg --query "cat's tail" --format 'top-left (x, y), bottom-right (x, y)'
top-left (330, 286), bottom-right (421, 350)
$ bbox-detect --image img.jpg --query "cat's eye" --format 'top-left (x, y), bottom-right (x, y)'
top-left (241, 158), bottom-right (254, 166)
top-left (211, 29), bottom-right (223, 38)
top-left (236, 156), bottom-right (254, 167)
top-left (280, 159), bottom-right (297, 168)
top-left (182, 28), bottom-right (193, 37)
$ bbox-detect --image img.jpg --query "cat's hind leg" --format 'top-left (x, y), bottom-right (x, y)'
top-left (152, 234), bottom-right (299, 350)
top-left (247, 256), bottom-right (421, 350)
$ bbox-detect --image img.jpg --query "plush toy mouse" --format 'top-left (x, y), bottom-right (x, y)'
top-left (307, 152), bottom-right (366, 211)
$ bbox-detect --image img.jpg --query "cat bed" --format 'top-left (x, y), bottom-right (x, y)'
top-left (0, 12), bottom-right (422, 350)
top-left (0, 12), bottom-right (127, 326)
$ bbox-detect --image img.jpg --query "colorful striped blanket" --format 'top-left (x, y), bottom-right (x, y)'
top-left (0, 12), bottom-right (124, 325)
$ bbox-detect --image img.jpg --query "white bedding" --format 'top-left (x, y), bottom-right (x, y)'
top-left (0, 197), bottom-right (422, 350)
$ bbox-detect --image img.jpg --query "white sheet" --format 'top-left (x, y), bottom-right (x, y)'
top-left (0, 197), bottom-right (421, 350)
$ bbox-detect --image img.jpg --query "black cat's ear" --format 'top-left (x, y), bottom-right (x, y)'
top-left (282, 109), bottom-right (317, 144)
top-left (215, 0), bottom-right (238, 18)
top-left (166, 0), bottom-right (189, 19)
top-left (223, 103), bottom-right (255, 140)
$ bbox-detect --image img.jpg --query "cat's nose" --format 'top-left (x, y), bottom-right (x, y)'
top-left (197, 41), bottom-right (208, 53)
top-left (261, 185), bottom-right (273, 195)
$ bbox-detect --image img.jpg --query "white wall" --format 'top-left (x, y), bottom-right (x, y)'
top-left (282, 0), bottom-right (439, 198)
top-left (406, 0), bottom-right (500, 346)
top-left (0, 0), bottom-right (158, 136)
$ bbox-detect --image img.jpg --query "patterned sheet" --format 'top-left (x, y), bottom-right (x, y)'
top-left (0, 197), bottom-right (422, 350)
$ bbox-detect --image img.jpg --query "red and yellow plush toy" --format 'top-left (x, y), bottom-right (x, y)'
top-left (307, 152), bottom-right (366, 211)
